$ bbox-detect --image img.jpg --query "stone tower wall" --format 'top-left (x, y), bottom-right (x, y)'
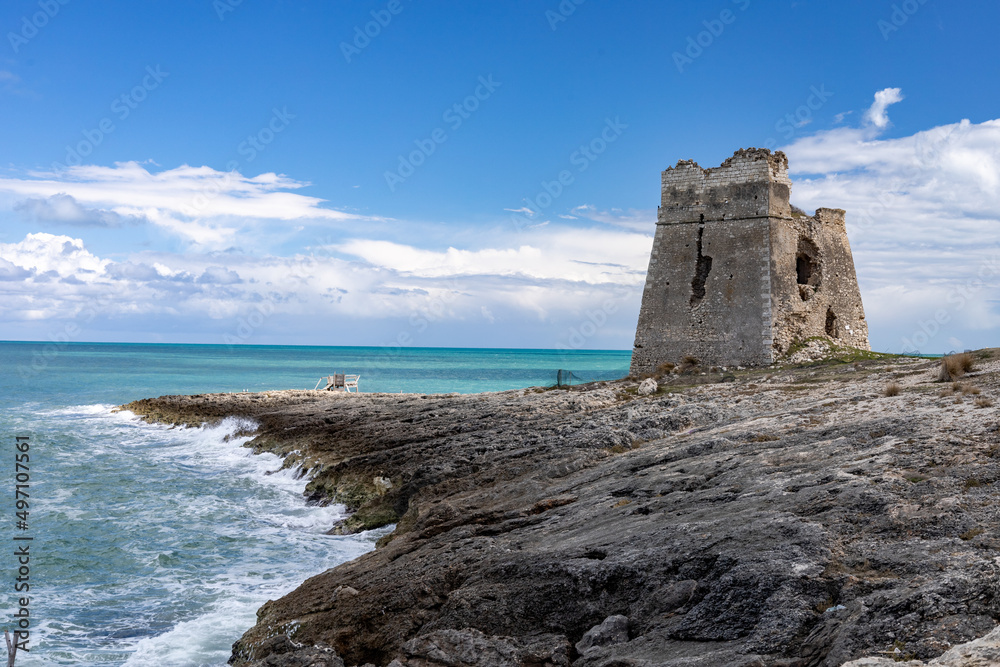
top-left (768, 208), bottom-right (870, 355)
top-left (630, 148), bottom-right (869, 376)
top-left (630, 215), bottom-right (774, 372)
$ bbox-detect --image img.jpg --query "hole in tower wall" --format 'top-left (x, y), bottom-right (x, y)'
top-left (690, 224), bottom-right (713, 308)
top-left (796, 255), bottom-right (813, 285)
top-left (796, 237), bottom-right (821, 300)
top-left (825, 307), bottom-right (839, 338)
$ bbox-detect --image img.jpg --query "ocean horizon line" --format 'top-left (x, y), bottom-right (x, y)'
top-left (0, 339), bottom-right (633, 354)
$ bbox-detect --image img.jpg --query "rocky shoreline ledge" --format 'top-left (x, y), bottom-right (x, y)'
top-left (121, 350), bottom-right (1000, 667)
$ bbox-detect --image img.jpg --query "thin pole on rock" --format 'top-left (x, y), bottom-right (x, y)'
top-left (4, 628), bottom-right (15, 667)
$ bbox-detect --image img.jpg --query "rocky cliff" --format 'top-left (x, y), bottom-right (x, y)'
top-left (121, 349), bottom-right (1000, 667)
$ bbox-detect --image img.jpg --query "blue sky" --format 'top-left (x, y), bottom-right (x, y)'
top-left (0, 0), bottom-right (998, 354)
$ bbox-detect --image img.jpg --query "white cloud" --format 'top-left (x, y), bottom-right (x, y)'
top-left (107, 261), bottom-right (180, 282)
top-left (572, 205), bottom-right (656, 232)
top-left (503, 206), bottom-right (535, 216)
top-left (0, 225), bottom-right (650, 348)
top-left (781, 92), bottom-right (1000, 352)
top-left (0, 232), bottom-right (109, 279)
top-left (15, 193), bottom-right (145, 227)
top-left (0, 258), bottom-right (31, 281)
top-left (0, 162), bottom-right (375, 249)
top-left (787, 89), bottom-right (914, 176)
top-left (197, 266), bottom-right (242, 284)
top-left (336, 227), bottom-right (651, 285)
top-left (863, 87), bottom-right (904, 130)
top-left (787, 118), bottom-right (1000, 242)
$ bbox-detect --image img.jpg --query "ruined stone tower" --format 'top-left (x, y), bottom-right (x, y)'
top-left (630, 148), bottom-right (869, 375)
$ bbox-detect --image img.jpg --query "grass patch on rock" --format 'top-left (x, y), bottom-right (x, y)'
top-left (783, 336), bottom-right (903, 366)
top-left (960, 526), bottom-right (984, 541)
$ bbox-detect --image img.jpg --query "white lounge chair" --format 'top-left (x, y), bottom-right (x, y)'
top-left (314, 373), bottom-right (360, 392)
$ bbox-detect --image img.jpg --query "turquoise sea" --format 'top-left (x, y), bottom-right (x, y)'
top-left (0, 341), bottom-right (630, 666)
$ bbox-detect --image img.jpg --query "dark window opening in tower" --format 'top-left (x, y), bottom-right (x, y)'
top-left (796, 255), bottom-right (813, 285)
top-left (796, 237), bottom-right (821, 300)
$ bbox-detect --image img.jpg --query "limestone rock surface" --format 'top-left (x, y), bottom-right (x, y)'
top-left (842, 623), bottom-right (1000, 665)
top-left (637, 378), bottom-right (658, 395)
top-left (122, 350), bottom-right (1000, 667)
top-left (576, 615), bottom-right (629, 655)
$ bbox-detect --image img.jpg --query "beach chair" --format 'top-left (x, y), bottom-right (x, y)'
top-left (314, 373), bottom-right (359, 392)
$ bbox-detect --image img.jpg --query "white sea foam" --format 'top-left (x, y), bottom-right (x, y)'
top-left (121, 598), bottom-right (257, 667)
top-left (13, 404), bottom-right (382, 666)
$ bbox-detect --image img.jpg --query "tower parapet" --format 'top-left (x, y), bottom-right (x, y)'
top-left (659, 148), bottom-right (791, 225)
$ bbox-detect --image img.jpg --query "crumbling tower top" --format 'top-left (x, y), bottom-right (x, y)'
top-left (659, 148), bottom-right (791, 225)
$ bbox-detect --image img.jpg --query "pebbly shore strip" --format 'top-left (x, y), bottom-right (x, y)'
top-left (121, 350), bottom-right (1000, 667)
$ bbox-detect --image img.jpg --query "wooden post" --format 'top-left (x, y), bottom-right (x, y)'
top-left (4, 628), bottom-right (16, 667)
